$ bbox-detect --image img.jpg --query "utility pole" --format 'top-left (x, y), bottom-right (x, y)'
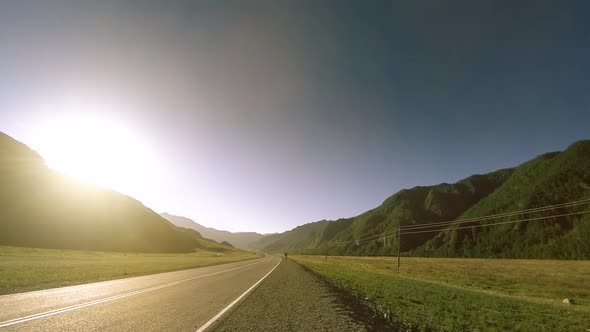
top-left (397, 226), bottom-right (401, 271)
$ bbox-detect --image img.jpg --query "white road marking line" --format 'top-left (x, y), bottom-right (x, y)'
top-left (195, 257), bottom-right (282, 332)
top-left (0, 257), bottom-right (272, 328)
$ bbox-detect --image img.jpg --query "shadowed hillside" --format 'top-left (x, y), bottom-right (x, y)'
top-left (161, 213), bottom-right (265, 249)
top-left (254, 140), bottom-right (590, 259)
top-left (0, 132), bottom-right (229, 253)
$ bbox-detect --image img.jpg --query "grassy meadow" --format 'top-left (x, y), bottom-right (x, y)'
top-left (0, 246), bottom-right (261, 295)
top-left (292, 255), bottom-right (590, 331)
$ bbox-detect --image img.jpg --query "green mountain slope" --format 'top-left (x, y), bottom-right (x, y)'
top-left (418, 141), bottom-right (590, 259)
top-left (0, 132), bottom-right (225, 253)
top-left (256, 140), bottom-right (590, 259)
top-left (249, 220), bottom-right (332, 253)
top-left (161, 213), bottom-right (265, 249)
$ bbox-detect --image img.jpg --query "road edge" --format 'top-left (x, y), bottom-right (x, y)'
top-left (195, 256), bottom-right (282, 332)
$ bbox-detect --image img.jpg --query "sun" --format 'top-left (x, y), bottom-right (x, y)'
top-left (30, 114), bottom-right (160, 195)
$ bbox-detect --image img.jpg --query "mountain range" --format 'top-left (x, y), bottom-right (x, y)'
top-left (2, 129), bottom-right (588, 259)
top-left (249, 140), bottom-right (590, 259)
top-left (0, 132), bottom-right (233, 253)
top-left (160, 213), bottom-right (266, 250)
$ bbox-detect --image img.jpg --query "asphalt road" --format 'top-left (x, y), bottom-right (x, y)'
top-left (0, 256), bottom-right (280, 331)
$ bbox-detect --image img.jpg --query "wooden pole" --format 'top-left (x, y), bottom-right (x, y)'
top-left (397, 226), bottom-right (401, 271)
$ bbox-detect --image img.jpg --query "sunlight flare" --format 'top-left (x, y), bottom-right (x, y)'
top-left (30, 113), bottom-right (160, 195)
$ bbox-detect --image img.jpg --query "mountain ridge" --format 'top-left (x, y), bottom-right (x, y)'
top-left (161, 213), bottom-right (266, 249)
top-left (0, 131), bottom-right (233, 253)
top-left (251, 140), bottom-right (590, 259)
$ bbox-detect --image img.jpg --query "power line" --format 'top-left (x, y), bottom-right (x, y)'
top-left (328, 227), bottom-right (400, 245)
top-left (302, 200), bottom-right (590, 251)
top-left (400, 198), bottom-right (590, 231)
top-left (320, 198), bottom-right (590, 248)
top-left (399, 210), bottom-right (590, 235)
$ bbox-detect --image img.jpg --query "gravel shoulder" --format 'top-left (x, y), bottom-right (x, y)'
top-left (212, 258), bottom-right (394, 332)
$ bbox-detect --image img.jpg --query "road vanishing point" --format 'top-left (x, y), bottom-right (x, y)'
top-left (0, 256), bottom-right (281, 331)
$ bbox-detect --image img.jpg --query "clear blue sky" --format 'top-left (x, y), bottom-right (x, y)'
top-left (1, 1), bottom-right (589, 233)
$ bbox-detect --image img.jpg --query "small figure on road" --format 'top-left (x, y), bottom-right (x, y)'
top-left (284, 252), bottom-right (288, 260)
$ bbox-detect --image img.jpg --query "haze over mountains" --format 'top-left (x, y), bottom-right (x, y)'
top-left (0, 132), bottom-right (233, 253)
top-left (161, 213), bottom-right (266, 249)
top-left (251, 140), bottom-right (590, 260)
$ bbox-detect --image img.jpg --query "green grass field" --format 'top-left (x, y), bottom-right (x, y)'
top-left (0, 246), bottom-right (261, 295)
top-left (292, 255), bottom-right (590, 331)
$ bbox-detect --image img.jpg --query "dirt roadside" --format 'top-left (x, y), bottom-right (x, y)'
top-left (211, 258), bottom-right (396, 331)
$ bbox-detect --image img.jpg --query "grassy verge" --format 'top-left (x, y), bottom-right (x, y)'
top-left (292, 255), bottom-right (590, 331)
top-left (0, 246), bottom-right (262, 295)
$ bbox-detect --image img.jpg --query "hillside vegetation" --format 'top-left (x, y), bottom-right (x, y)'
top-left (0, 132), bottom-right (232, 253)
top-left (253, 140), bottom-right (590, 259)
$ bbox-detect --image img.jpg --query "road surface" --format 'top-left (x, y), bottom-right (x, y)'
top-left (0, 256), bottom-right (280, 331)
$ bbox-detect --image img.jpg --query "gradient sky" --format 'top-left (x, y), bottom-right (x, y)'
top-left (1, 1), bottom-right (589, 233)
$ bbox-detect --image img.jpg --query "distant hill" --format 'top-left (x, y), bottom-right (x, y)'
top-left (253, 140), bottom-right (590, 259)
top-left (0, 132), bottom-right (232, 253)
top-left (161, 213), bottom-right (265, 249)
top-left (248, 220), bottom-right (332, 253)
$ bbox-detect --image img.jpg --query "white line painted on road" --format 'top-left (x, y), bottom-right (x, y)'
top-left (195, 257), bottom-right (282, 332)
top-left (0, 257), bottom-right (273, 328)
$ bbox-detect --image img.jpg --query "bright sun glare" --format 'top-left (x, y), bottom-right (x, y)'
top-left (31, 114), bottom-right (159, 195)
